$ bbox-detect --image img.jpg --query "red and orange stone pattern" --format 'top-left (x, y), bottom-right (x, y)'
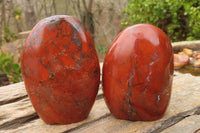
top-left (103, 24), bottom-right (174, 121)
top-left (21, 15), bottom-right (100, 124)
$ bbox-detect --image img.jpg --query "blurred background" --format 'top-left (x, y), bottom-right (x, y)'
top-left (0, 0), bottom-right (199, 85)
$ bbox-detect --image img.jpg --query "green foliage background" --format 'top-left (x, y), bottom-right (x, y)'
top-left (3, 27), bottom-right (18, 43)
top-left (122, 0), bottom-right (200, 42)
top-left (95, 45), bottom-right (109, 54)
top-left (0, 53), bottom-right (22, 83)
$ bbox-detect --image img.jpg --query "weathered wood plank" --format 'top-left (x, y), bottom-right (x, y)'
top-left (67, 107), bottom-right (200, 133)
top-left (0, 87), bottom-right (104, 128)
top-left (60, 72), bottom-right (200, 133)
top-left (1, 98), bottom-right (109, 133)
top-left (0, 82), bottom-right (27, 106)
top-left (1, 68), bottom-right (200, 133)
top-left (0, 97), bottom-right (36, 129)
top-left (0, 80), bottom-right (104, 133)
top-left (161, 115), bottom-right (200, 133)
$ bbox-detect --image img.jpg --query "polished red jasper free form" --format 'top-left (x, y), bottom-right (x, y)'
top-left (103, 24), bottom-right (174, 121)
top-left (21, 15), bottom-right (100, 124)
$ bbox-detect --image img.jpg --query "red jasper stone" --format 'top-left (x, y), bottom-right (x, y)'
top-left (21, 15), bottom-right (100, 124)
top-left (103, 24), bottom-right (174, 121)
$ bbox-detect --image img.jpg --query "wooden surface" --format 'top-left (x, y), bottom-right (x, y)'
top-left (0, 64), bottom-right (200, 132)
top-left (172, 40), bottom-right (200, 53)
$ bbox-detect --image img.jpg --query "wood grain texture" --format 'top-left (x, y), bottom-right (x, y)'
top-left (161, 115), bottom-right (200, 133)
top-left (0, 97), bottom-right (36, 129)
top-left (2, 98), bottom-right (109, 133)
top-left (0, 70), bottom-right (200, 133)
top-left (0, 82), bottom-right (27, 106)
top-left (62, 72), bottom-right (200, 133)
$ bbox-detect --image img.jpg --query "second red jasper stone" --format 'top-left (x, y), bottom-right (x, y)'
top-left (21, 15), bottom-right (100, 124)
top-left (103, 24), bottom-right (174, 121)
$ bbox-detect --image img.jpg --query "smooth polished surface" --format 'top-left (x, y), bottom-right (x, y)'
top-left (174, 53), bottom-right (189, 69)
top-left (103, 24), bottom-right (174, 121)
top-left (21, 15), bottom-right (100, 124)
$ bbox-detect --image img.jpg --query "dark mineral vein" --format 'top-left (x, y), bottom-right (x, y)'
top-left (39, 60), bottom-right (48, 71)
top-left (125, 50), bottom-right (142, 119)
top-left (156, 95), bottom-right (161, 106)
top-left (142, 46), bottom-right (159, 95)
top-left (49, 41), bottom-right (59, 49)
top-left (127, 85), bottom-right (142, 120)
